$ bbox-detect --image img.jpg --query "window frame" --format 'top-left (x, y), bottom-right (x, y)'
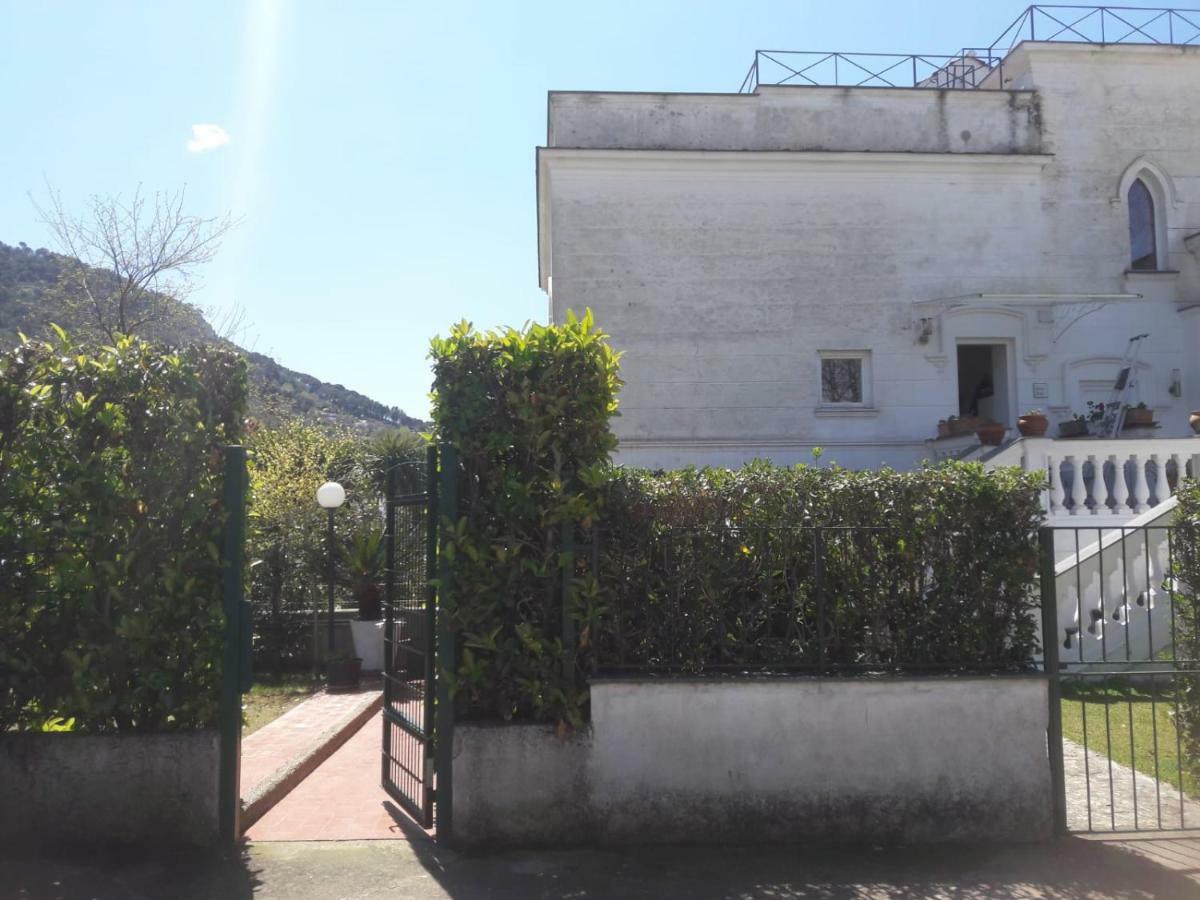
top-left (1127, 177), bottom-right (1160, 272)
top-left (818, 350), bottom-right (873, 409)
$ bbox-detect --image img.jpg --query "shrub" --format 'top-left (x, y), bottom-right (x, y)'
top-left (1173, 482), bottom-right (1200, 784)
top-left (595, 461), bottom-right (1046, 673)
top-left (0, 331), bottom-right (246, 731)
top-left (429, 312), bottom-right (620, 726)
top-left (245, 420), bottom-right (390, 670)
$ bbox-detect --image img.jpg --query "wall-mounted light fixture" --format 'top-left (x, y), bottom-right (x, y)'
top-left (1169, 368), bottom-right (1182, 398)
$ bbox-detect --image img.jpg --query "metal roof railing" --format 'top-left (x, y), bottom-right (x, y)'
top-left (738, 5), bottom-right (1200, 92)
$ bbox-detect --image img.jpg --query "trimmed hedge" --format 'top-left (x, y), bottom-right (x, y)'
top-left (1173, 482), bottom-right (1200, 785)
top-left (430, 313), bottom-right (620, 726)
top-left (597, 461), bottom-right (1046, 673)
top-left (431, 314), bottom-right (1046, 727)
top-left (0, 332), bottom-right (246, 732)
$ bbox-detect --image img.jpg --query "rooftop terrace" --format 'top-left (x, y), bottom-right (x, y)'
top-left (738, 4), bottom-right (1200, 92)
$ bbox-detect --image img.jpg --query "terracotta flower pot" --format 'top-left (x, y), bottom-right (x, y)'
top-left (1190, 411), bottom-right (1200, 435)
top-left (1124, 407), bottom-right (1155, 428)
top-left (1017, 414), bottom-right (1048, 438)
top-left (949, 416), bottom-right (982, 437)
top-left (976, 422), bottom-right (1006, 446)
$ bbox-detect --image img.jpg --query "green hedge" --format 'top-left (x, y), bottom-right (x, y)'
top-left (430, 315), bottom-right (1047, 727)
top-left (430, 313), bottom-right (620, 726)
top-left (597, 461), bottom-right (1046, 673)
top-left (0, 332), bottom-right (246, 731)
top-left (1173, 482), bottom-right (1200, 785)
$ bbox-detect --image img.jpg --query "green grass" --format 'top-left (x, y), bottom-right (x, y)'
top-left (242, 674), bottom-right (323, 736)
top-left (1061, 680), bottom-right (1198, 801)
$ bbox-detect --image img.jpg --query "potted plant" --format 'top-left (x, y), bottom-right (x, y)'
top-left (1190, 410), bottom-right (1200, 435)
top-left (326, 654), bottom-right (362, 692)
top-left (975, 420), bottom-right (1006, 446)
top-left (343, 528), bottom-right (386, 671)
top-left (1017, 409), bottom-right (1048, 437)
top-left (1058, 414), bottom-right (1089, 438)
top-left (936, 419), bottom-right (951, 439)
top-left (947, 415), bottom-right (981, 437)
top-left (1123, 402), bottom-right (1155, 429)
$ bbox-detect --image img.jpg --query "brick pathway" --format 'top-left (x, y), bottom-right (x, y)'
top-left (246, 711), bottom-right (430, 842)
top-left (241, 686), bottom-right (382, 800)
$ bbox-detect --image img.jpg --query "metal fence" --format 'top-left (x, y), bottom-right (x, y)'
top-left (1045, 523), bottom-right (1200, 832)
top-left (739, 5), bottom-right (1200, 92)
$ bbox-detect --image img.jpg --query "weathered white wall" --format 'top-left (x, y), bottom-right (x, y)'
top-left (452, 677), bottom-right (1052, 846)
top-left (540, 44), bottom-right (1200, 471)
top-left (549, 87), bottom-right (1043, 154)
top-left (0, 732), bottom-right (220, 848)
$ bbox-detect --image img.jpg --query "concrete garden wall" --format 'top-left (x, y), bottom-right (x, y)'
top-left (0, 731), bottom-right (220, 848)
top-left (452, 676), bottom-right (1052, 847)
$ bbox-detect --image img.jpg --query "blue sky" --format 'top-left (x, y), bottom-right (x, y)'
top-left (1, 0), bottom-right (1028, 419)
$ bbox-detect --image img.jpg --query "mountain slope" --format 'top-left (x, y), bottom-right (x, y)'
top-left (0, 241), bottom-right (423, 432)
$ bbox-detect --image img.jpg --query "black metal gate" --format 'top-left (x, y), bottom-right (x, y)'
top-left (1043, 524), bottom-right (1200, 834)
top-left (381, 446), bottom-right (438, 827)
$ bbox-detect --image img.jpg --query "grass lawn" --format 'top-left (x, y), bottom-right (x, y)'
top-left (242, 674), bottom-right (323, 736)
top-left (1061, 680), bottom-right (1198, 801)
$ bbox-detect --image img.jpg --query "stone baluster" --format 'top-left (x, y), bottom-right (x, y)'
top-left (1167, 453), bottom-right (1180, 496)
top-left (1048, 456), bottom-right (1064, 515)
top-left (1097, 456), bottom-right (1116, 515)
top-left (1131, 454), bottom-right (1150, 513)
top-left (1110, 454), bottom-right (1129, 515)
top-left (1068, 455), bottom-right (1087, 516)
top-left (1086, 454), bottom-right (1100, 515)
top-left (1148, 453), bottom-right (1162, 505)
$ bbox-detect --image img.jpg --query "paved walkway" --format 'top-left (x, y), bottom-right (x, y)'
top-left (1064, 737), bottom-right (1200, 833)
top-left (240, 687), bottom-right (381, 801)
top-left (6, 836), bottom-right (1200, 899)
top-left (246, 711), bottom-right (426, 842)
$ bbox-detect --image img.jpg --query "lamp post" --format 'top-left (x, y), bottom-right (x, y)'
top-left (316, 481), bottom-right (346, 656)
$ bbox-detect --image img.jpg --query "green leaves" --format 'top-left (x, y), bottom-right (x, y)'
top-left (1171, 483), bottom-right (1200, 789)
top-left (597, 461), bottom-right (1045, 674)
top-left (0, 330), bottom-right (247, 732)
top-left (429, 312), bottom-right (619, 727)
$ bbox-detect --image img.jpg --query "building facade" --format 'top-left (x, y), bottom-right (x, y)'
top-left (537, 17), bottom-right (1200, 471)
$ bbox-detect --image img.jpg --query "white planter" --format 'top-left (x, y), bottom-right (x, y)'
top-left (349, 619), bottom-right (385, 671)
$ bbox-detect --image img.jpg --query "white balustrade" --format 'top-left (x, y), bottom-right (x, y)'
top-left (999, 437), bottom-right (1200, 524)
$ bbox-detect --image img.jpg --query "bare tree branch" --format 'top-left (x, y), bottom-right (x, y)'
top-left (31, 180), bottom-right (239, 341)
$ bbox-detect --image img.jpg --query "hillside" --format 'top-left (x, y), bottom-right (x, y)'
top-left (0, 241), bottom-right (423, 432)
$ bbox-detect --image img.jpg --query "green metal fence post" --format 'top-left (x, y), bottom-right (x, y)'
top-left (1039, 526), bottom-right (1068, 837)
top-left (218, 445), bottom-right (248, 844)
top-left (381, 465), bottom-right (396, 792)
top-left (434, 442), bottom-right (458, 840)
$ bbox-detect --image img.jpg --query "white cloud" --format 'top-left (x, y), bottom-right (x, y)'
top-left (187, 123), bottom-right (231, 153)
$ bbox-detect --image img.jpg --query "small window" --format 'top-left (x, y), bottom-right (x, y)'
top-left (1128, 178), bottom-right (1158, 271)
top-left (819, 351), bottom-right (872, 406)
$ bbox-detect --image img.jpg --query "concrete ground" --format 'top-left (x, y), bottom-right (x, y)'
top-left (4, 835), bottom-right (1200, 900)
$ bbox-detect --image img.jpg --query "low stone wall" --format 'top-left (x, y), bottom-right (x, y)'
top-left (452, 676), bottom-right (1052, 847)
top-left (0, 731), bottom-right (220, 849)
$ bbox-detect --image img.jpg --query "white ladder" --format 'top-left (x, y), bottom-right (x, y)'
top-left (1097, 333), bottom-right (1147, 438)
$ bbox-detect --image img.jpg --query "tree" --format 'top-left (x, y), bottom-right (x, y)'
top-left (33, 183), bottom-right (236, 341)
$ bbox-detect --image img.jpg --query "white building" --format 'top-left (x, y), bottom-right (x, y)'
top-left (536, 7), bottom-right (1200, 489)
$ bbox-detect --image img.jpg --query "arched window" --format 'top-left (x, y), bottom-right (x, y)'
top-left (1128, 178), bottom-right (1158, 270)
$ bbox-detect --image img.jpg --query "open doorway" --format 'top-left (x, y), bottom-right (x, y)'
top-left (957, 342), bottom-right (1013, 426)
